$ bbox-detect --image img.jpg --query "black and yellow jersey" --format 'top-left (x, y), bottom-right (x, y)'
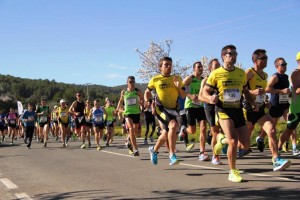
top-left (247, 68), bottom-right (268, 106)
top-left (148, 74), bottom-right (183, 109)
top-left (206, 66), bottom-right (246, 110)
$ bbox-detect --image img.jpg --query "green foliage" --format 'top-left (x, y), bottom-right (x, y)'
top-left (0, 74), bottom-right (146, 112)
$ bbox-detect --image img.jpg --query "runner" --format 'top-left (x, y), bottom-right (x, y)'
top-left (183, 61), bottom-right (208, 161)
top-left (143, 97), bottom-right (156, 145)
top-left (90, 99), bottom-right (107, 150)
top-left (145, 56), bottom-right (186, 165)
top-left (84, 100), bottom-right (93, 147)
top-left (69, 92), bottom-right (87, 149)
top-left (51, 105), bottom-right (59, 141)
top-left (117, 76), bottom-right (144, 156)
top-left (277, 52), bottom-right (300, 156)
top-left (57, 99), bottom-right (70, 147)
top-left (264, 57), bottom-right (300, 156)
top-left (5, 107), bottom-right (19, 145)
top-left (202, 45), bottom-right (256, 182)
top-left (0, 110), bottom-right (6, 143)
top-left (199, 58), bottom-right (222, 165)
top-left (104, 99), bottom-right (117, 146)
top-left (21, 102), bottom-right (36, 149)
top-left (243, 49), bottom-right (291, 170)
top-left (36, 97), bottom-right (51, 147)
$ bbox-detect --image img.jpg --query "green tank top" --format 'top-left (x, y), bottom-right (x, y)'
top-left (184, 76), bottom-right (203, 108)
top-left (124, 89), bottom-right (140, 115)
top-left (289, 86), bottom-right (300, 113)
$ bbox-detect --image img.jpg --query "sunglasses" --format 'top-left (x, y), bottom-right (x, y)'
top-left (128, 81), bottom-right (135, 84)
top-left (225, 52), bottom-right (238, 56)
top-left (257, 56), bottom-right (268, 60)
top-left (278, 63), bottom-right (287, 67)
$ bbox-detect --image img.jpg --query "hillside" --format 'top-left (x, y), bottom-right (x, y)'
top-left (0, 74), bottom-right (147, 111)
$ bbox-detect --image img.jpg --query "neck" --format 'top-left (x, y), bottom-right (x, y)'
top-left (223, 63), bottom-right (234, 70)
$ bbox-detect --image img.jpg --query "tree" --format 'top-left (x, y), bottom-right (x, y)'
top-left (135, 39), bottom-right (192, 81)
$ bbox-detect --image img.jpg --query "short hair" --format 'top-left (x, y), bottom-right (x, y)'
top-left (41, 96), bottom-right (47, 101)
top-left (127, 76), bottom-right (135, 80)
top-left (208, 58), bottom-right (219, 71)
top-left (221, 44), bottom-right (236, 61)
top-left (274, 57), bottom-right (286, 67)
top-left (252, 49), bottom-right (266, 63)
top-left (27, 102), bottom-right (33, 106)
top-left (158, 56), bottom-right (172, 68)
top-left (193, 61), bottom-right (202, 68)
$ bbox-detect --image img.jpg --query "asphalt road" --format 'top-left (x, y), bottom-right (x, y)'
top-left (1, 135), bottom-right (300, 200)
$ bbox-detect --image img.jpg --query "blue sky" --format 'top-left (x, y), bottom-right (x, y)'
top-left (0, 0), bottom-right (299, 87)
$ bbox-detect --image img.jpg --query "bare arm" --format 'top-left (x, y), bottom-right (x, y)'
top-left (265, 75), bottom-right (290, 94)
top-left (68, 101), bottom-right (77, 115)
top-left (144, 88), bottom-right (152, 108)
top-left (116, 90), bottom-right (125, 112)
top-left (198, 77), bottom-right (210, 103)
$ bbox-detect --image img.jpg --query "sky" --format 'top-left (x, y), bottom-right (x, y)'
top-left (0, 0), bottom-right (299, 87)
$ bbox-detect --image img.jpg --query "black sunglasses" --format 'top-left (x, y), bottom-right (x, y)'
top-left (278, 63), bottom-right (287, 67)
top-left (225, 52), bottom-right (238, 56)
top-left (128, 81), bottom-right (135, 84)
top-left (257, 56), bottom-right (268, 60)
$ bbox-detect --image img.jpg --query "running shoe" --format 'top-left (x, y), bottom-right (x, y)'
top-left (186, 143), bottom-right (194, 152)
top-left (256, 136), bottom-right (265, 152)
top-left (211, 156), bottom-right (222, 165)
top-left (144, 138), bottom-right (148, 145)
top-left (96, 145), bottom-right (101, 151)
top-left (27, 143), bottom-right (31, 148)
top-left (24, 138), bottom-right (28, 144)
top-left (133, 150), bottom-right (140, 156)
top-left (149, 136), bottom-right (154, 142)
top-left (102, 134), bottom-right (107, 142)
top-left (178, 126), bottom-right (186, 141)
top-left (228, 169), bottom-right (243, 183)
top-left (148, 146), bottom-right (158, 165)
top-left (62, 143), bottom-right (66, 148)
top-left (292, 149), bottom-right (300, 156)
top-left (214, 134), bottom-right (225, 156)
top-left (238, 149), bottom-right (250, 158)
top-left (199, 152), bottom-right (210, 161)
top-left (273, 157), bottom-right (291, 171)
top-left (169, 154), bottom-right (180, 165)
top-left (80, 143), bottom-right (86, 149)
top-left (43, 142), bottom-right (47, 148)
top-left (88, 142), bottom-right (91, 148)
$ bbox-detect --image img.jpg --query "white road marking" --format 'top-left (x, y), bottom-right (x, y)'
top-left (101, 150), bottom-right (136, 158)
top-left (0, 178), bottom-right (18, 189)
top-left (15, 193), bottom-right (33, 200)
top-left (179, 163), bottom-right (222, 170)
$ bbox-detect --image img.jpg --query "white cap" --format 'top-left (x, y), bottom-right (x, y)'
top-left (60, 99), bottom-right (66, 104)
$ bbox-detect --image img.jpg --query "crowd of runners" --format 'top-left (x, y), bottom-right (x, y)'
top-left (1, 45), bottom-right (300, 183)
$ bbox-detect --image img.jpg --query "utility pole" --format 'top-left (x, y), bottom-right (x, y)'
top-left (85, 83), bottom-right (92, 100)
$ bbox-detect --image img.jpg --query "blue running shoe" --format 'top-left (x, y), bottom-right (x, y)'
top-left (169, 154), bottom-right (180, 165)
top-left (238, 149), bottom-right (250, 158)
top-left (273, 157), bottom-right (291, 171)
top-left (148, 146), bottom-right (158, 165)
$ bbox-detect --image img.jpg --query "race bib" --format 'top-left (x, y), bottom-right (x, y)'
top-left (255, 94), bottom-right (266, 104)
top-left (28, 116), bottom-right (34, 121)
top-left (95, 116), bottom-right (103, 122)
top-left (77, 116), bottom-right (84, 123)
top-left (192, 100), bottom-right (203, 106)
top-left (223, 89), bottom-right (241, 103)
top-left (126, 97), bottom-right (137, 106)
top-left (40, 116), bottom-right (47, 123)
top-left (279, 94), bottom-right (289, 104)
top-left (60, 112), bottom-right (67, 117)
top-left (10, 120), bottom-right (16, 124)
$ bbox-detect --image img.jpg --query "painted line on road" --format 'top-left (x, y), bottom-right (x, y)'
top-left (101, 150), bottom-right (135, 158)
top-left (15, 193), bottom-right (33, 200)
top-left (100, 149), bottom-right (298, 182)
top-left (0, 178), bottom-right (18, 189)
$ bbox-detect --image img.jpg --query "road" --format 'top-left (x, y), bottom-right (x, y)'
top-left (1, 136), bottom-right (300, 200)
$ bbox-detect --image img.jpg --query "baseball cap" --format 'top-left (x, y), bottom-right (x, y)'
top-left (54, 105), bottom-right (58, 109)
top-left (296, 51), bottom-right (300, 61)
top-left (60, 99), bottom-right (66, 104)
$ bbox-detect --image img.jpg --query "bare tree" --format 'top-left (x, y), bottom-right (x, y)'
top-left (135, 39), bottom-right (191, 82)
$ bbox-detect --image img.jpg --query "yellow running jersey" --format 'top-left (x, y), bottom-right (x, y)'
top-left (206, 66), bottom-right (246, 109)
top-left (148, 74), bottom-right (184, 109)
top-left (247, 68), bottom-right (268, 106)
top-left (58, 107), bottom-right (69, 124)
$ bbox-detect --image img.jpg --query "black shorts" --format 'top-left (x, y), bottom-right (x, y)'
top-left (8, 123), bottom-right (17, 128)
top-left (74, 116), bottom-right (86, 129)
top-left (155, 106), bottom-right (180, 132)
top-left (287, 112), bottom-right (300, 130)
top-left (144, 111), bottom-right (155, 123)
top-left (86, 121), bottom-right (93, 128)
top-left (204, 104), bottom-right (216, 127)
top-left (246, 107), bottom-right (266, 125)
top-left (60, 122), bottom-right (69, 128)
top-left (93, 123), bottom-right (105, 129)
top-left (216, 108), bottom-right (246, 128)
top-left (269, 103), bottom-right (289, 118)
top-left (0, 125), bottom-right (4, 132)
top-left (125, 114), bottom-right (140, 124)
top-left (186, 107), bottom-right (206, 126)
